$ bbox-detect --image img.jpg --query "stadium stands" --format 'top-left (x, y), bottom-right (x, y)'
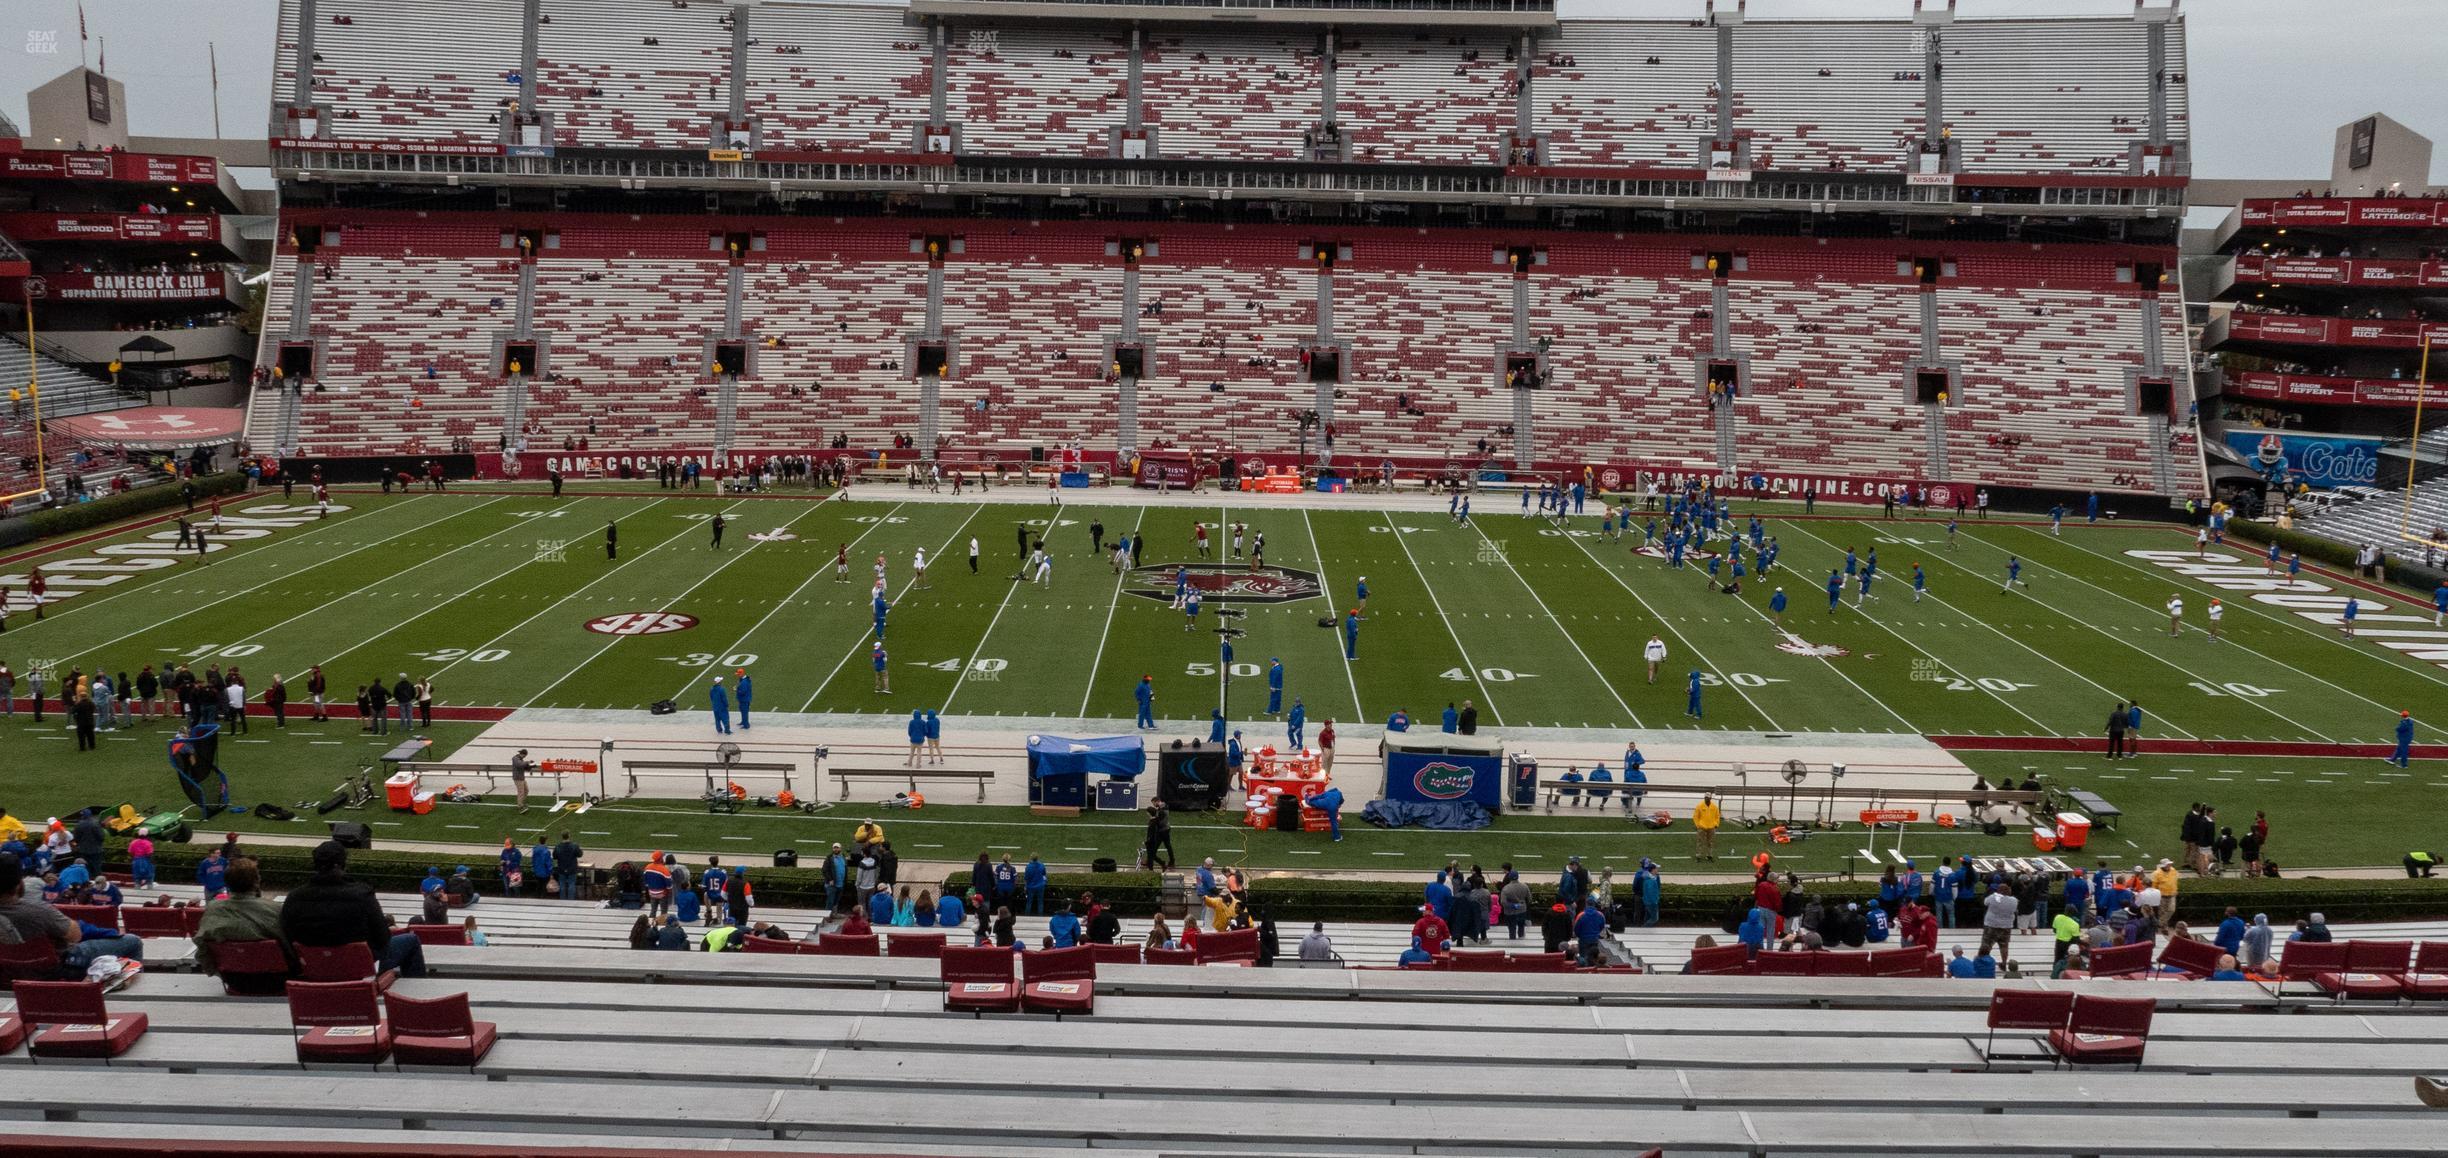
top-left (278, 0), bottom-right (523, 144)
top-left (1731, 22), bottom-right (1925, 173)
top-left (1336, 32), bottom-right (1515, 165)
top-left (536, 0), bottom-right (732, 149)
top-left (290, 254), bottom-right (520, 454)
top-left (741, 5), bottom-right (931, 153)
top-left (1941, 18), bottom-right (2158, 174)
top-left (1140, 31), bottom-right (1318, 161)
top-left (1529, 22), bottom-right (1717, 167)
top-left (944, 26), bottom-right (1129, 156)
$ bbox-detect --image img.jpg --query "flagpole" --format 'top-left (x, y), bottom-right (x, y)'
top-left (25, 291), bottom-right (47, 499)
top-left (210, 42), bottom-right (223, 139)
top-left (78, 1), bottom-right (88, 71)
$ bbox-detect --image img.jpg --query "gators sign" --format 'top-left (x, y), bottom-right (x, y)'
top-left (1412, 761), bottom-right (1476, 801)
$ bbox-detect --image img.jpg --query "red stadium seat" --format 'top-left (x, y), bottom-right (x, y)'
top-left (940, 946), bottom-right (1019, 1015)
top-left (1087, 943), bottom-right (1144, 967)
top-left (2405, 942), bottom-right (2448, 1000)
top-left (886, 932), bottom-right (946, 959)
top-left (119, 906), bottom-right (193, 938)
top-left (1752, 950), bottom-right (1815, 976)
top-left (285, 980), bottom-right (391, 1063)
top-left (2276, 940), bottom-right (2349, 1000)
top-left (298, 941), bottom-right (398, 992)
top-left (206, 938), bottom-right (295, 996)
top-left (1020, 946), bottom-right (1097, 1016)
top-left (388, 991), bottom-right (497, 1068)
top-left (2154, 936), bottom-right (2226, 979)
top-left (0, 1007), bottom-right (21, 1054)
top-left (1982, 988), bottom-right (2075, 1065)
top-left (1142, 947), bottom-right (1198, 966)
top-left (403, 923), bottom-right (470, 947)
top-left (16, 980), bottom-right (148, 1059)
top-left (1867, 948), bottom-right (1937, 977)
top-left (815, 932), bottom-right (880, 957)
top-left (1194, 928), bottom-right (1259, 965)
top-left (2046, 995), bottom-right (2155, 1068)
top-left (0, 938), bottom-right (62, 989)
top-left (2316, 940), bottom-right (2413, 1000)
top-left (1815, 951), bottom-right (1873, 977)
top-left (54, 904), bottom-right (120, 931)
top-left (1680, 944), bottom-right (1746, 975)
top-left (2083, 940), bottom-right (2154, 980)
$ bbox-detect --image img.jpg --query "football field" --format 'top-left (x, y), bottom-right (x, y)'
top-left (5, 484), bottom-right (2446, 745)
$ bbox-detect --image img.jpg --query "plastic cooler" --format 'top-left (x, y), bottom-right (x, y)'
top-left (385, 771), bottom-right (421, 812)
top-left (2031, 825), bottom-right (2060, 852)
top-left (2055, 812), bottom-right (2092, 851)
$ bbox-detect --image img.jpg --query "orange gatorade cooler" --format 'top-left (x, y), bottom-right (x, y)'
top-left (2055, 812), bottom-right (2092, 851)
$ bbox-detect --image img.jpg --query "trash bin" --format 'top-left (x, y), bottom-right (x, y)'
top-left (2055, 812), bottom-right (2092, 851)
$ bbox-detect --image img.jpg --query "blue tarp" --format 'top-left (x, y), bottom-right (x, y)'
top-left (1026, 734), bottom-right (1145, 780)
top-left (1361, 798), bottom-right (1493, 831)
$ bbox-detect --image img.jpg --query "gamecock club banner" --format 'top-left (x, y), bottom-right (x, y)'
top-left (2, 271), bottom-right (229, 302)
top-left (0, 212), bottom-right (216, 243)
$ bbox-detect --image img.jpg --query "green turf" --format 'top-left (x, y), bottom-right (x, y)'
top-left (5, 487), bottom-right (2443, 871)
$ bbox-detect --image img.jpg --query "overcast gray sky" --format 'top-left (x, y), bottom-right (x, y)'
top-left (2, 0), bottom-right (2440, 181)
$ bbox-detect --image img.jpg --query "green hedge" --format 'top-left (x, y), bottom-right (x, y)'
top-left (90, 844), bottom-right (2448, 927)
top-left (0, 472), bottom-right (247, 550)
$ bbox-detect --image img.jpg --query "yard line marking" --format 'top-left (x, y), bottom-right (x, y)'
top-left (417, 496), bottom-right (703, 686)
top-left (1830, 520), bottom-right (2205, 741)
top-left (1556, 523), bottom-right (1795, 730)
top-left (1297, 507), bottom-right (1366, 721)
top-left (1459, 516), bottom-right (1637, 725)
top-left (35, 496), bottom-right (475, 661)
top-left (941, 499), bottom-right (1050, 715)
top-left (1071, 501), bottom-right (1136, 716)
top-left (304, 495), bottom-right (607, 672)
top-left (1378, 511), bottom-right (1503, 722)
top-left (720, 836), bottom-right (750, 841)
top-left (524, 497), bottom-right (795, 707)
top-left (804, 504), bottom-right (986, 712)
top-left (1771, 520), bottom-right (2067, 735)
top-left (0, 493), bottom-right (432, 632)
top-left (670, 495), bottom-right (893, 701)
top-left (2010, 527), bottom-right (2448, 739)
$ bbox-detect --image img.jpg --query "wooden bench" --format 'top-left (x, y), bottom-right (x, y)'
top-left (830, 765), bottom-right (992, 803)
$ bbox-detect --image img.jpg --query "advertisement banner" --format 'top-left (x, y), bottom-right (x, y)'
top-left (0, 212), bottom-right (216, 243)
top-left (2226, 313), bottom-right (2448, 349)
top-left (0, 150), bottom-right (216, 185)
top-left (274, 138), bottom-right (506, 157)
top-left (2224, 371), bottom-right (2439, 409)
top-left (1381, 749), bottom-right (1504, 809)
top-left (2221, 430), bottom-right (2383, 488)
top-left (2, 272), bottom-right (229, 301)
top-left (2239, 198), bottom-right (2448, 229)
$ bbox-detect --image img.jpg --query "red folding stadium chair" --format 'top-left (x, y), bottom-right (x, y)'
top-left (1816, 952), bottom-right (1873, 977)
top-left (815, 932), bottom-right (880, 957)
top-left (2083, 940), bottom-right (2154, 980)
top-left (2316, 940), bottom-right (2413, 1001)
top-left (940, 946), bottom-right (1019, 1015)
top-left (118, 906), bottom-right (192, 938)
top-left (742, 935), bottom-right (800, 954)
top-left (1448, 950), bottom-right (1510, 972)
top-left (2154, 936), bottom-right (2225, 979)
top-left (16, 980), bottom-right (148, 1060)
top-left (387, 990), bottom-right (497, 1068)
top-left (2404, 943), bottom-right (2448, 1000)
top-left (1020, 946), bottom-right (1097, 1017)
top-left (207, 938), bottom-right (295, 996)
top-left (1686, 944), bottom-right (1750, 976)
top-left (1087, 943), bottom-right (1143, 967)
top-left (54, 904), bottom-right (120, 932)
top-left (0, 1004), bottom-right (22, 1054)
top-left (1194, 927), bottom-right (1259, 966)
top-left (2275, 939), bottom-right (2348, 1000)
top-left (2046, 994), bottom-right (2155, 1069)
top-left (298, 941), bottom-right (399, 992)
top-left (1982, 988), bottom-right (2075, 1066)
top-left (0, 938), bottom-right (62, 989)
top-left (887, 932), bottom-right (946, 959)
top-left (1752, 950), bottom-right (1815, 976)
top-left (1142, 947), bottom-right (1197, 966)
top-left (285, 980), bottom-right (392, 1063)
top-left (402, 923), bottom-right (469, 947)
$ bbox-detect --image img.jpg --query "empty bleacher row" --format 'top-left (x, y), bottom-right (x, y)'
top-left (272, 0), bottom-right (2184, 178)
top-left (5, 876), bottom-right (2445, 1157)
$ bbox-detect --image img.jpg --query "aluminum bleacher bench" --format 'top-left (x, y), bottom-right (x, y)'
top-left (831, 765), bottom-right (992, 802)
top-left (2060, 788), bottom-right (2122, 829)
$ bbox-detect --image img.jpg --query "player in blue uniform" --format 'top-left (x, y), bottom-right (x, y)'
top-left (2391, 711), bottom-right (2416, 768)
top-left (1946, 519), bottom-right (1959, 550)
top-left (1184, 588), bottom-right (1202, 632)
top-left (1344, 608), bottom-right (1361, 659)
top-left (2341, 596), bottom-right (2360, 638)
top-left (1856, 565), bottom-right (1876, 606)
top-left (2001, 556), bottom-right (2026, 593)
top-left (1266, 658), bottom-right (1284, 715)
top-left (1911, 563), bottom-right (1927, 603)
top-left (1685, 670), bottom-right (1704, 720)
top-left (872, 592), bottom-right (890, 639)
top-left (1825, 569), bottom-right (1843, 613)
top-left (1768, 586), bottom-right (1788, 626)
top-left (1134, 675), bottom-right (1155, 728)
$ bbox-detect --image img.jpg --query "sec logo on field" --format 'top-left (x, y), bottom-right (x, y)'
top-left (584, 612), bottom-right (698, 636)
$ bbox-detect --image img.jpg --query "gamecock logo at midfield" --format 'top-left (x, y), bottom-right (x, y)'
top-left (1123, 563), bottom-right (1323, 604)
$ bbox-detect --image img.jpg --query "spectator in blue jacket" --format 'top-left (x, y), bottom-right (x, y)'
top-left (1424, 870), bottom-right (1454, 921)
top-left (1585, 763), bottom-right (1613, 805)
top-left (1864, 903), bottom-right (1891, 943)
top-left (1972, 950), bottom-right (1998, 979)
top-left (2063, 870), bottom-right (2091, 924)
top-left (993, 854), bottom-right (1020, 908)
top-left (1049, 904), bottom-right (1082, 948)
top-left (1946, 947), bottom-right (1976, 978)
top-left (1398, 936), bottom-right (1435, 967)
top-left (530, 839), bottom-right (555, 895)
top-left (1024, 855), bottom-right (1048, 914)
top-left (1573, 900), bottom-right (1607, 966)
top-left (936, 890), bottom-right (965, 929)
top-left (1737, 906), bottom-right (1773, 957)
top-left (1623, 747), bottom-right (1647, 811)
top-left (866, 885), bottom-right (894, 927)
top-left (1440, 703), bottom-right (1458, 733)
top-left (2214, 906), bottom-right (2247, 955)
top-left (418, 865), bottom-right (446, 896)
top-left (1635, 859), bottom-right (1662, 927)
